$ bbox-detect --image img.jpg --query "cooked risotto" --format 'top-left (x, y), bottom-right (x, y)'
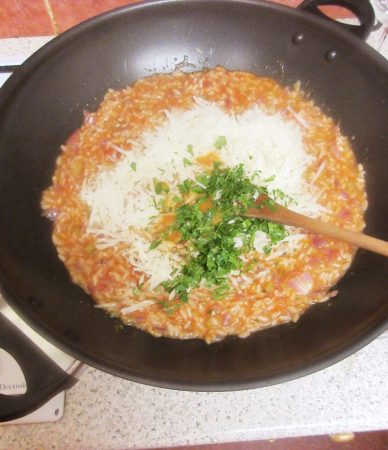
top-left (41, 67), bottom-right (366, 343)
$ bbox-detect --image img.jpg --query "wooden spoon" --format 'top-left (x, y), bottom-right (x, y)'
top-left (245, 198), bottom-right (388, 257)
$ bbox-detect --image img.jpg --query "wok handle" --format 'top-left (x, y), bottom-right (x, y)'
top-left (0, 314), bottom-right (78, 422)
top-left (298, 0), bottom-right (375, 39)
top-left (0, 65), bottom-right (20, 74)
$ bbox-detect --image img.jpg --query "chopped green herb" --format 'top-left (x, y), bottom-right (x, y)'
top-left (170, 268), bottom-right (179, 277)
top-left (148, 239), bottom-right (162, 250)
top-left (271, 188), bottom-right (295, 206)
top-left (212, 284), bottom-right (231, 300)
top-left (264, 174), bottom-right (275, 183)
top-left (178, 179), bottom-right (196, 195)
top-left (243, 258), bottom-right (258, 272)
top-left (154, 179), bottom-right (170, 195)
top-left (263, 244), bottom-right (272, 255)
top-left (186, 144), bottom-right (194, 156)
top-left (195, 173), bottom-right (208, 186)
top-left (159, 301), bottom-right (181, 315)
top-left (130, 162), bottom-right (137, 171)
top-left (150, 163), bottom-right (288, 302)
top-left (265, 198), bottom-right (276, 211)
top-left (183, 157), bottom-right (192, 167)
top-left (214, 136), bottom-right (227, 149)
top-left (132, 287), bottom-right (141, 296)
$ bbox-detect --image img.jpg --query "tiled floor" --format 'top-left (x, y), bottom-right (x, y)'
top-left (0, 1), bottom-right (54, 38)
top-left (154, 431), bottom-right (388, 450)
top-left (0, 0), bottom-right (354, 38)
top-left (48, 0), bottom-right (141, 33)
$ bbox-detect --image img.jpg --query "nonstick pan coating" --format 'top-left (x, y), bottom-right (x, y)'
top-left (0, 0), bottom-right (387, 391)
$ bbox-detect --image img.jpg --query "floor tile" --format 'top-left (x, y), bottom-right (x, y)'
top-left (273, 0), bottom-right (353, 18)
top-left (152, 430), bottom-right (388, 450)
top-left (0, 0), bottom-right (354, 39)
top-left (49, 0), bottom-right (141, 33)
top-left (318, 5), bottom-right (356, 19)
top-left (0, 0), bottom-right (54, 38)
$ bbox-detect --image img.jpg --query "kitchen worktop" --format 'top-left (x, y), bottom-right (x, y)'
top-left (0, 12), bottom-right (387, 450)
top-left (0, 334), bottom-right (387, 449)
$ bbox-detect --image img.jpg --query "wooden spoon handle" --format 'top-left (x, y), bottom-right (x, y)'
top-left (246, 204), bottom-right (388, 257)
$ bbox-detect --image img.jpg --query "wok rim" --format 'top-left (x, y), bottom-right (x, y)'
top-left (0, 0), bottom-right (387, 391)
top-left (1, 0), bottom-right (388, 93)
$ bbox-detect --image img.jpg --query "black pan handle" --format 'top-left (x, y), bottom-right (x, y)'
top-left (298, 0), bottom-right (375, 39)
top-left (0, 314), bottom-right (78, 422)
top-left (0, 65), bottom-right (20, 74)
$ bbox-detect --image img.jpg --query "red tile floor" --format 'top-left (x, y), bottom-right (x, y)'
top-left (152, 432), bottom-right (388, 450)
top-left (0, 0), bottom-right (355, 38)
top-left (0, 0), bottom-right (387, 449)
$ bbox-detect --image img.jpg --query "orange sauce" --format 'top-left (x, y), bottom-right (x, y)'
top-left (196, 151), bottom-right (222, 168)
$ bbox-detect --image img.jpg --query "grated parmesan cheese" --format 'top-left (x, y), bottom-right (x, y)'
top-left (121, 300), bottom-right (155, 315)
top-left (81, 99), bottom-right (324, 288)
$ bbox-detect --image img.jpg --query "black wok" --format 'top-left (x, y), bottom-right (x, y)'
top-left (0, 0), bottom-right (387, 420)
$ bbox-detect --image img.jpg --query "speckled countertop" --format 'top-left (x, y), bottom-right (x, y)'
top-left (1, 334), bottom-right (387, 449)
top-left (0, 25), bottom-right (387, 450)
